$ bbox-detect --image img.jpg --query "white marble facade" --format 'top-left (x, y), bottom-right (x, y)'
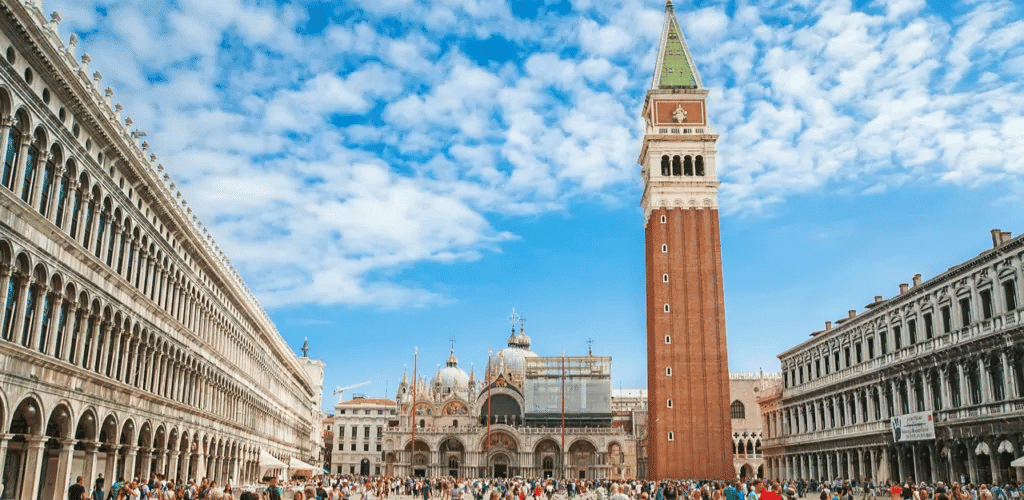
top-left (761, 230), bottom-right (1024, 484)
top-left (0, 1), bottom-right (321, 499)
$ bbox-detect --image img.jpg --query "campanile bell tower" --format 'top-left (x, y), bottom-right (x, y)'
top-left (640, 0), bottom-right (732, 480)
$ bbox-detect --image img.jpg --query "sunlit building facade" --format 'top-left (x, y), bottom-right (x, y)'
top-left (0, 2), bottom-right (321, 499)
top-left (761, 230), bottom-right (1024, 484)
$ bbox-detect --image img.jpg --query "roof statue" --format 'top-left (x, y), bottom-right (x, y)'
top-left (301, 337), bottom-right (309, 357)
top-left (652, 0), bottom-right (703, 89)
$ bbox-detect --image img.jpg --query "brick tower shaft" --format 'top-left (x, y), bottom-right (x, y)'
top-left (639, 0), bottom-right (732, 480)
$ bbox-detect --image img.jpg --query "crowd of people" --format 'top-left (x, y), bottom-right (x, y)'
top-left (67, 473), bottom-right (1024, 500)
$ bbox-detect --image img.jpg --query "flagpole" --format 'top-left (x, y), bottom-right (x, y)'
top-left (411, 346), bottom-right (417, 472)
top-left (561, 349), bottom-right (565, 479)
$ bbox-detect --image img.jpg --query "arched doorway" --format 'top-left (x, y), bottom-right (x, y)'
top-left (360, 458), bottom-right (370, 476)
top-left (997, 440), bottom-right (1015, 483)
top-left (405, 440), bottom-right (429, 477)
top-left (39, 403), bottom-right (73, 500)
top-left (740, 463), bottom-right (754, 480)
top-left (489, 452), bottom-right (510, 478)
top-left (440, 438), bottom-right (464, 478)
top-left (975, 442), bottom-right (992, 484)
top-left (3, 397), bottom-right (44, 500)
top-left (481, 431), bottom-right (518, 478)
top-left (568, 440), bottom-right (597, 479)
top-left (385, 453), bottom-right (396, 476)
top-left (535, 439), bottom-right (560, 479)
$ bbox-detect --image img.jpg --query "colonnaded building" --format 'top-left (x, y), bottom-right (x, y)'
top-left (761, 230), bottom-right (1024, 484)
top-left (382, 314), bottom-right (640, 480)
top-left (0, 1), bottom-right (323, 498)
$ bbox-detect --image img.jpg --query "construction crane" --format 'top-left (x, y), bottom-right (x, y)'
top-left (333, 380), bottom-right (371, 404)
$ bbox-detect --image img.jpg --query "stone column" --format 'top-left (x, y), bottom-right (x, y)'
top-left (80, 441), bottom-right (98, 489)
top-left (912, 444), bottom-right (923, 483)
top-left (18, 436), bottom-right (47, 500)
top-left (0, 115), bottom-right (15, 176)
top-left (0, 434), bottom-right (10, 485)
top-left (894, 446), bottom-right (905, 483)
top-left (123, 446), bottom-right (138, 483)
top-left (168, 451), bottom-right (181, 482)
top-left (928, 442), bottom-right (941, 483)
top-left (938, 369), bottom-right (949, 410)
top-left (31, 151), bottom-right (51, 211)
top-left (44, 291), bottom-right (64, 356)
top-left (8, 272), bottom-right (31, 344)
top-left (1000, 351), bottom-right (1014, 400)
top-left (10, 139), bottom-right (31, 202)
top-left (53, 438), bottom-right (78, 499)
top-left (25, 282), bottom-right (47, 350)
top-left (957, 362), bottom-right (969, 407)
top-left (988, 446), bottom-right (999, 483)
top-left (922, 372), bottom-right (934, 411)
top-left (978, 358), bottom-right (992, 404)
top-left (103, 446), bottom-right (119, 491)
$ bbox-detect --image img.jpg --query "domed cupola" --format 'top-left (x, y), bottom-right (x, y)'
top-left (493, 309), bottom-right (538, 380)
top-left (436, 345), bottom-right (470, 394)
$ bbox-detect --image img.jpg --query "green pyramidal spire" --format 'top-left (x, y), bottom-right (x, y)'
top-left (653, 1), bottom-right (702, 89)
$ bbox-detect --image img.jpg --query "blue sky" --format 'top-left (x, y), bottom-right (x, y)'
top-left (50, 0), bottom-right (1024, 411)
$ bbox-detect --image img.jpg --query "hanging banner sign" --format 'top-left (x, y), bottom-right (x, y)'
top-left (891, 411), bottom-right (936, 442)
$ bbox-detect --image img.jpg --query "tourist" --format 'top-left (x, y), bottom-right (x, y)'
top-left (69, 476), bottom-right (88, 500)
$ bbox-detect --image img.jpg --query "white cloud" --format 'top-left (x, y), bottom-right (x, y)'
top-left (48, 0), bottom-right (1024, 306)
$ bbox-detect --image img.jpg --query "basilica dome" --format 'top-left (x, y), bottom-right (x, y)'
top-left (495, 327), bottom-right (538, 376)
top-left (436, 349), bottom-right (470, 391)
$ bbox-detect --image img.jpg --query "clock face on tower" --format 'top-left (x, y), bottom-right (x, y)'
top-left (652, 100), bottom-right (705, 126)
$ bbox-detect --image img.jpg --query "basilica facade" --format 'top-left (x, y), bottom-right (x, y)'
top-left (382, 318), bottom-right (638, 480)
top-left (0, 1), bottom-right (322, 499)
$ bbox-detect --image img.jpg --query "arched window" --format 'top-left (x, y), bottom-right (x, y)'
top-left (667, 399), bottom-right (673, 408)
top-left (665, 335), bottom-right (671, 344)
top-left (683, 156), bottom-right (693, 176)
top-left (731, 400), bottom-right (746, 419)
top-left (661, 155), bottom-right (670, 176)
top-left (672, 156), bottom-right (681, 176)
top-left (695, 156), bottom-right (705, 176)
top-left (665, 366), bottom-right (672, 376)
top-left (419, 419), bottom-right (425, 428)
top-left (2, 115), bottom-right (22, 189)
top-left (663, 304), bottom-right (670, 313)
top-left (19, 133), bottom-right (40, 202)
top-left (667, 432), bottom-right (674, 441)
top-left (1, 272), bottom-right (21, 341)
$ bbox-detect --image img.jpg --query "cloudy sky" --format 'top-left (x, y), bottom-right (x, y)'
top-left (50, 0), bottom-right (1024, 410)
